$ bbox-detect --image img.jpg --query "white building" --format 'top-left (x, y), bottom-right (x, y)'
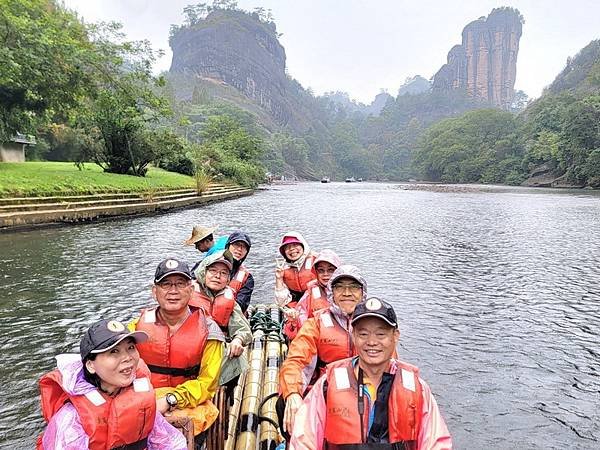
top-left (0, 133), bottom-right (36, 162)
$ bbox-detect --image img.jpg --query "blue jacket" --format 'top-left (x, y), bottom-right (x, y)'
top-left (191, 236), bottom-right (228, 274)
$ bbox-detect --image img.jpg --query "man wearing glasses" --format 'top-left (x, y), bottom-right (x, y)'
top-left (129, 257), bottom-right (226, 445)
top-left (277, 265), bottom-right (368, 440)
top-left (191, 250), bottom-right (252, 387)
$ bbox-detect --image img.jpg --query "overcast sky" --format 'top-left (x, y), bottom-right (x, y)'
top-left (62, 0), bottom-right (599, 103)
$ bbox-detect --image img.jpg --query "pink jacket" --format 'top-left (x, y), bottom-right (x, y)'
top-left (289, 359), bottom-right (453, 450)
top-left (39, 354), bottom-right (187, 450)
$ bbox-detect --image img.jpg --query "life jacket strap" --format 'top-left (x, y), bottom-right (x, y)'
top-left (111, 437), bottom-right (148, 450)
top-left (324, 442), bottom-right (407, 450)
top-left (147, 364), bottom-right (200, 378)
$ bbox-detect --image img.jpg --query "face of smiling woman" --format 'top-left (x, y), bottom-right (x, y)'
top-left (283, 243), bottom-right (303, 262)
top-left (85, 337), bottom-right (140, 395)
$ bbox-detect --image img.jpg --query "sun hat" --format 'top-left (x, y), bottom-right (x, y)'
top-left (278, 235), bottom-right (304, 256)
top-left (183, 225), bottom-right (218, 246)
top-left (80, 319), bottom-right (148, 360)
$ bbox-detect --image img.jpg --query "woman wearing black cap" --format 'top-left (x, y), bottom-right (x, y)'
top-left (37, 319), bottom-right (187, 449)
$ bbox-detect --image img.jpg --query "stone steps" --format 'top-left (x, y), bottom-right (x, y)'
top-left (0, 184), bottom-right (253, 230)
top-left (0, 185), bottom-right (237, 206)
top-left (0, 186), bottom-right (236, 212)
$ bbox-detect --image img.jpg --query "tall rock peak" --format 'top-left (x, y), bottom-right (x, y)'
top-left (432, 7), bottom-right (523, 109)
top-left (169, 8), bottom-right (291, 124)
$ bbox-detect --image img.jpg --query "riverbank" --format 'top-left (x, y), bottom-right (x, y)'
top-left (0, 162), bottom-right (253, 230)
top-left (0, 162), bottom-right (196, 197)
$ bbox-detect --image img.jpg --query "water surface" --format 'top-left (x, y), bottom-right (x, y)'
top-left (0, 182), bottom-right (599, 448)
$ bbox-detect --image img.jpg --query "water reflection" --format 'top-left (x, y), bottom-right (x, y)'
top-left (0, 183), bottom-right (599, 448)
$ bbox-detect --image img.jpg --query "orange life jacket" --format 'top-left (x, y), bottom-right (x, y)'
top-left (283, 254), bottom-right (317, 302)
top-left (228, 265), bottom-right (250, 292)
top-left (314, 310), bottom-right (355, 375)
top-left (323, 358), bottom-right (423, 448)
top-left (190, 286), bottom-right (236, 330)
top-left (304, 279), bottom-right (330, 318)
top-left (135, 307), bottom-right (208, 388)
top-left (38, 362), bottom-right (155, 450)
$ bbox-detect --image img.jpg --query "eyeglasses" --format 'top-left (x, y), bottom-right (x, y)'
top-left (332, 283), bottom-right (362, 293)
top-left (230, 241), bottom-right (248, 250)
top-left (157, 280), bottom-right (190, 290)
top-left (207, 268), bottom-right (230, 278)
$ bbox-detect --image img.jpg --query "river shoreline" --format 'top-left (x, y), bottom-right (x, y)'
top-left (394, 181), bottom-right (597, 194)
top-left (0, 185), bottom-right (254, 232)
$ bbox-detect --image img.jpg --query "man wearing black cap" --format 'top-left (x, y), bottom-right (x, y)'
top-left (289, 298), bottom-right (452, 450)
top-left (129, 257), bottom-right (226, 443)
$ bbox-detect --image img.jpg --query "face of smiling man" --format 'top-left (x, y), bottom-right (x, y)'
top-left (152, 274), bottom-right (193, 314)
top-left (352, 316), bottom-right (399, 370)
top-left (332, 276), bottom-right (363, 315)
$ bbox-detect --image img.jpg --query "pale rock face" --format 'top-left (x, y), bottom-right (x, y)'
top-left (169, 9), bottom-right (291, 125)
top-left (432, 8), bottom-right (523, 110)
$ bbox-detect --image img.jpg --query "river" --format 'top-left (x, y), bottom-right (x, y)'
top-left (0, 182), bottom-right (599, 449)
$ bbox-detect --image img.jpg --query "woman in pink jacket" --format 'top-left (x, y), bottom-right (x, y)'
top-left (38, 319), bottom-right (187, 449)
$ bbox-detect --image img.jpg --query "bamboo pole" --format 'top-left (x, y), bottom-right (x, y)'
top-left (225, 367), bottom-right (248, 450)
top-left (258, 305), bottom-right (283, 450)
top-left (235, 305), bottom-right (267, 450)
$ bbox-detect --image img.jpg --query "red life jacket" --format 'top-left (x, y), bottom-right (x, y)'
top-left (323, 358), bottom-right (423, 448)
top-left (228, 265), bottom-right (250, 292)
top-left (38, 361), bottom-right (155, 450)
top-left (304, 279), bottom-right (330, 318)
top-left (314, 310), bottom-right (355, 375)
top-left (283, 254), bottom-right (317, 302)
top-left (190, 286), bottom-right (236, 329)
top-left (135, 307), bottom-right (208, 388)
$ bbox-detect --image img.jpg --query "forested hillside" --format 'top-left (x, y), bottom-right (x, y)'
top-left (3, 1), bottom-right (598, 187)
top-left (413, 40), bottom-right (600, 187)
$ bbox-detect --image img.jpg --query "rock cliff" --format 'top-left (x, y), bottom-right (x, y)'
top-left (169, 9), bottom-right (292, 125)
top-left (432, 7), bottom-right (522, 110)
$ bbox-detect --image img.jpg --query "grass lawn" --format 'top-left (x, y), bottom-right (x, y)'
top-left (0, 162), bottom-right (196, 197)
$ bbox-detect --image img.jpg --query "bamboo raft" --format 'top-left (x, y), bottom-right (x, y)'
top-left (202, 304), bottom-right (286, 450)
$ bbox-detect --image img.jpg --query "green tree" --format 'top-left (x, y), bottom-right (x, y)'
top-left (194, 115), bottom-right (264, 185)
top-left (414, 109), bottom-right (525, 184)
top-left (0, 0), bottom-right (98, 141)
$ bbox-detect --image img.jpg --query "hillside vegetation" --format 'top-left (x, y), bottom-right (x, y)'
top-left (3, 1), bottom-right (599, 187)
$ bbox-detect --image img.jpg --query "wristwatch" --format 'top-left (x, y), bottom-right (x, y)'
top-left (165, 393), bottom-right (178, 410)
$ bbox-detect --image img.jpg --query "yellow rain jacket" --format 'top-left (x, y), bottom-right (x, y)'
top-left (128, 314), bottom-right (224, 434)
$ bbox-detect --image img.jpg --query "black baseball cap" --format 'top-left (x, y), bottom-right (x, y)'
top-left (351, 298), bottom-right (398, 328)
top-left (80, 319), bottom-right (148, 360)
top-left (154, 258), bottom-right (193, 283)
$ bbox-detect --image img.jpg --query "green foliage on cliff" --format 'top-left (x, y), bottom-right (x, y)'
top-left (522, 93), bottom-right (600, 186)
top-left (518, 40), bottom-right (600, 186)
top-left (413, 109), bottom-right (525, 184)
top-left (412, 40), bottom-right (600, 187)
top-left (546, 40), bottom-right (600, 96)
